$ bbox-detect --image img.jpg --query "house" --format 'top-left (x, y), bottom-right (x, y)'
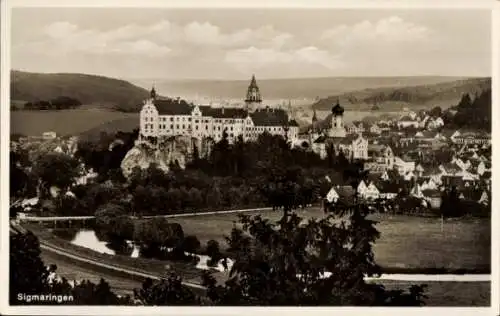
top-left (422, 189), bottom-right (442, 209)
top-left (21, 197), bottom-right (39, 212)
top-left (451, 130), bottom-right (491, 146)
top-left (420, 178), bottom-right (439, 191)
top-left (42, 131), bottom-right (57, 140)
top-left (378, 182), bottom-right (399, 200)
top-left (365, 182), bottom-right (380, 200)
top-left (425, 117), bottom-right (444, 130)
top-left (321, 133), bottom-right (369, 161)
top-left (451, 156), bottom-right (470, 171)
top-left (394, 156), bottom-right (415, 175)
top-left (369, 124), bottom-right (382, 135)
top-left (357, 180), bottom-right (369, 198)
top-left (410, 184), bottom-right (424, 199)
top-left (478, 190), bottom-right (489, 206)
top-left (397, 115), bottom-right (419, 129)
top-left (439, 163), bottom-right (462, 176)
top-left (415, 163), bottom-right (425, 177)
top-left (326, 185), bottom-right (356, 206)
top-left (345, 121), bottom-right (365, 134)
top-left (475, 161), bottom-right (490, 176)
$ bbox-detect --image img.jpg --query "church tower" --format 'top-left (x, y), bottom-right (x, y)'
top-left (150, 85), bottom-right (157, 101)
top-left (329, 98), bottom-right (346, 138)
top-left (311, 109), bottom-right (318, 133)
top-left (245, 74), bottom-right (262, 112)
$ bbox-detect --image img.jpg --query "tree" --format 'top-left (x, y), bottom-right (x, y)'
top-left (133, 218), bottom-right (185, 258)
top-left (429, 106), bottom-right (442, 118)
top-left (206, 239), bottom-right (222, 267)
top-left (32, 153), bottom-right (80, 192)
top-left (134, 275), bottom-right (200, 305)
top-left (10, 231), bottom-right (131, 305)
top-left (95, 203), bottom-right (135, 242)
top-left (70, 279), bottom-right (131, 305)
top-left (201, 202), bottom-right (426, 306)
top-left (182, 235), bottom-right (201, 255)
top-left (10, 231), bottom-right (51, 304)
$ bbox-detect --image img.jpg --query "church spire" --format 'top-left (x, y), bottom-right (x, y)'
top-left (150, 84), bottom-right (157, 100)
top-left (245, 74), bottom-right (262, 112)
top-left (312, 109), bottom-right (318, 122)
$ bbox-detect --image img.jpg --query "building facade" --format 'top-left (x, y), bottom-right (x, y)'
top-left (139, 76), bottom-right (299, 144)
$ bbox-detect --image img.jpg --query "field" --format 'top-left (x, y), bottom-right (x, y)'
top-left (43, 249), bottom-right (490, 306)
top-left (10, 109), bottom-right (138, 137)
top-left (170, 208), bottom-right (491, 271)
top-left (373, 280), bottom-right (490, 306)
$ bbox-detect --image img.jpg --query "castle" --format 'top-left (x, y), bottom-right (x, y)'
top-left (139, 75), bottom-right (300, 144)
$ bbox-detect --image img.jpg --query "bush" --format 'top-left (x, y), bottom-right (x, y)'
top-left (206, 239), bottom-right (221, 267)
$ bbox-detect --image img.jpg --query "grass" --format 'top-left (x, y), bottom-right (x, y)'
top-left (372, 280), bottom-right (490, 306)
top-left (169, 208), bottom-right (491, 272)
top-left (25, 223), bottom-right (203, 284)
top-left (10, 109), bottom-right (138, 137)
top-left (43, 247), bottom-right (491, 306)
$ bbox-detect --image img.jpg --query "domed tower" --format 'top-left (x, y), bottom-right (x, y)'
top-left (245, 74), bottom-right (262, 112)
top-left (329, 98), bottom-right (346, 138)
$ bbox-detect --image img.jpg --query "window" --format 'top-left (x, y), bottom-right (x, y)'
top-left (188, 118), bottom-right (191, 122)
top-left (195, 119), bottom-right (199, 123)
top-left (182, 125), bottom-right (185, 129)
top-left (170, 117), bottom-right (174, 122)
top-left (176, 125), bottom-right (179, 129)
top-left (170, 124), bottom-right (173, 129)
top-left (195, 126), bottom-right (198, 130)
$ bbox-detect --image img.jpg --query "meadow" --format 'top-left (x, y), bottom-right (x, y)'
top-left (170, 208), bottom-right (491, 272)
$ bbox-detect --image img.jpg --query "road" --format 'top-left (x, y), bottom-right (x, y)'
top-left (21, 207), bottom-right (274, 222)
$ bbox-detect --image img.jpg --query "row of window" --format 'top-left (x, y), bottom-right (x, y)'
top-left (148, 115), bottom-right (247, 125)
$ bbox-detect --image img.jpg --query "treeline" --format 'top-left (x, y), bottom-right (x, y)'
top-left (23, 96), bottom-right (82, 110)
top-left (447, 90), bottom-right (491, 132)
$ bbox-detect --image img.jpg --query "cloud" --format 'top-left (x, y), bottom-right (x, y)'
top-left (225, 46), bottom-right (342, 72)
top-left (36, 19), bottom-right (294, 57)
top-left (37, 21), bottom-right (173, 57)
top-left (44, 21), bottom-right (79, 38)
top-left (321, 16), bottom-right (431, 48)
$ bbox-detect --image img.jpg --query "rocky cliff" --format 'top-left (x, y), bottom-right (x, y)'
top-left (120, 136), bottom-right (214, 178)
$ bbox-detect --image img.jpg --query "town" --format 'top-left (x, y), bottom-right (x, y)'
top-left (6, 6), bottom-right (493, 310)
top-left (12, 75), bottom-right (491, 218)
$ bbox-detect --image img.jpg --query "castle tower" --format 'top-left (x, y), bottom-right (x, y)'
top-left (329, 98), bottom-right (346, 138)
top-left (245, 74), bottom-right (262, 112)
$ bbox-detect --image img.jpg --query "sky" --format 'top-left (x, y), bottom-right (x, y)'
top-left (10, 8), bottom-right (492, 80)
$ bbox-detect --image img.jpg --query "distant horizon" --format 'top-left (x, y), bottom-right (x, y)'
top-left (12, 69), bottom-right (491, 82)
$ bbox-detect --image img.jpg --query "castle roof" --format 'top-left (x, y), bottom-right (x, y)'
top-left (250, 108), bottom-right (289, 126)
top-left (210, 107), bottom-right (248, 119)
top-left (154, 99), bottom-right (193, 115)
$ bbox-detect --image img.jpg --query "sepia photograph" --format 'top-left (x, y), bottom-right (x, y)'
top-left (2, 0), bottom-right (497, 314)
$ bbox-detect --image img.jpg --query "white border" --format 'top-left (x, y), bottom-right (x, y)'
top-left (1, 0), bottom-right (498, 315)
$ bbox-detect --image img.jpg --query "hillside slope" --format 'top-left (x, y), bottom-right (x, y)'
top-left (11, 70), bottom-right (151, 111)
top-left (130, 76), bottom-right (464, 101)
top-left (312, 78), bottom-right (491, 112)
